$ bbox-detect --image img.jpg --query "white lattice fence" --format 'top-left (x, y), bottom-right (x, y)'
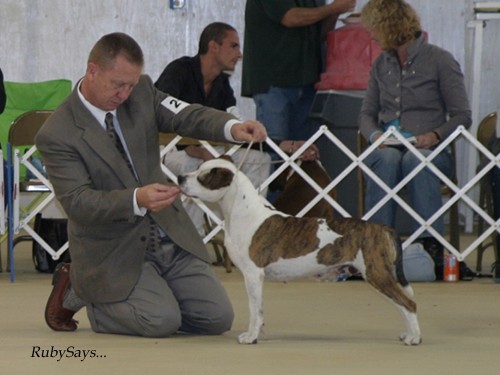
top-left (161, 125), bottom-right (500, 263)
top-left (11, 125), bottom-right (499, 273)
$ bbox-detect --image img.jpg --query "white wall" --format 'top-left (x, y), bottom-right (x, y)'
top-left (0, 0), bottom-right (254, 117)
top-left (0, 0), bottom-right (499, 126)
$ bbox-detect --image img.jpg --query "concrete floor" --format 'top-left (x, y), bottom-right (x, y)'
top-left (1, 239), bottom-right (499, 375)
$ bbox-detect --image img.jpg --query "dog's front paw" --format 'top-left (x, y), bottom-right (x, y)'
top-left (238, 331), bottom-right (258, 344)
top-left (399, 332), bottom-right (422, 346)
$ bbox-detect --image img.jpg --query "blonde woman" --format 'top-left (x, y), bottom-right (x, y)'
top-left (358, 0), bottom-right (471, 279)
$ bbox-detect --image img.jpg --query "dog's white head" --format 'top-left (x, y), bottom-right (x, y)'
top-left (177, 157), bottom-right (238, 203)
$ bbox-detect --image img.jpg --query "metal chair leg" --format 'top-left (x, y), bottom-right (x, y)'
top-left (6, 235), bottom-right (33, 272)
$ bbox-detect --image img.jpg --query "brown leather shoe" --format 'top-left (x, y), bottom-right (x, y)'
top-left (44, 263), bottom-right (78, 331)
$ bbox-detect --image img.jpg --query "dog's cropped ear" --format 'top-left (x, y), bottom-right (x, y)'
top-left (219, 155), bottom-right (234, 163)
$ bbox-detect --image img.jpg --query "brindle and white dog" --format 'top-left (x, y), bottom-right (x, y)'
top-left (177, 158), bottom-right (421, 345)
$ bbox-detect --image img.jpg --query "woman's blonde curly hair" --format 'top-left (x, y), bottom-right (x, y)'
top-left (361, 0), bottom-right (421, 51)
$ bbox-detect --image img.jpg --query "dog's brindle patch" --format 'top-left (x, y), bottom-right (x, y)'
top-left (318, 218), bottom-right (389, 265)
top-left (325, 218), bottom-right (416, 313)
top-left (249, 215), bottom-right (416, 313)
top-left (249, 215), bottom-right (321, 267)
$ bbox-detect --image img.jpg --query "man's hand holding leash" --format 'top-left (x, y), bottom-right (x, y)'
top-left (231, 120), bottom-right (268, 143)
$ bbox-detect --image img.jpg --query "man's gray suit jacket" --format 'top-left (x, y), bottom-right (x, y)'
top-left (35, 75), bottom-right (236, 303)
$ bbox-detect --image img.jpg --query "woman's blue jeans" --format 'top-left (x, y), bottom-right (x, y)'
top-left (253, 84), bottom-right (316, 142)
top-left (363, 146), bottom-right (453, 237)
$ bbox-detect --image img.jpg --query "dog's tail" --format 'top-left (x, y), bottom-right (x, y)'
top-left (391, 230), bottom-right (409, 287)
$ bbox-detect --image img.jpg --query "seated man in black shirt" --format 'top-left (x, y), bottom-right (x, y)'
top-left (155, 22), bottom-right (272, 234)
top-left (156, 22), bottom-right (321, 232)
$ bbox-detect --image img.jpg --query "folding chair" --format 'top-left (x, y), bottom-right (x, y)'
top-left (7, 110), bottom-right (68, 277)
top-left (0, 79), bottom-right (71, 278)
top-left (475, 112), bottom-right (498, 273)
top-left (0, 80), bottom-right (72, 149)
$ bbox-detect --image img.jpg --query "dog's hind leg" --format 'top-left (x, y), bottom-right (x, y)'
top-left (362, 228), bottom-right (421, 345)
top-left (366, 274), bottom-right (422, 345)
top-left (238, 268), bottom-right (265, 344)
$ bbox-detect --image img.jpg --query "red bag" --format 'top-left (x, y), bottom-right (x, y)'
top-left (316, 23), bottom-right (382, 91)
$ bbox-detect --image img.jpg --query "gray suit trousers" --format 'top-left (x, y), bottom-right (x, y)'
top-left (86, 242), bottom-right (234, 337)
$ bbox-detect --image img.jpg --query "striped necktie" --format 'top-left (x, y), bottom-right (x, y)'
top-left (105, 112), bottom-right (160, 252)
top-left (105, 112), bottom-right (134, 174)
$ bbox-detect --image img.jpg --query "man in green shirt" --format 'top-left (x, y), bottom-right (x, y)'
top-left (241, 0), bottom-right (355, 142)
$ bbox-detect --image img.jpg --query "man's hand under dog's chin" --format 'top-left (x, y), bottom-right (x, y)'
top-left (137, 183), bottom-right (181, 213)
top-left (231, 120), bottom-right (267, 143)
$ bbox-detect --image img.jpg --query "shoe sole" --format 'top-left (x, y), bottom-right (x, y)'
top-left (44, 263), bottom-right (78, 331)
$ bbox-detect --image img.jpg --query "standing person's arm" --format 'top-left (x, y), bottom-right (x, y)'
top-left (0, 68), bottom-right (6, 114)
top-left (280, 0), bottom-right (356, 28)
